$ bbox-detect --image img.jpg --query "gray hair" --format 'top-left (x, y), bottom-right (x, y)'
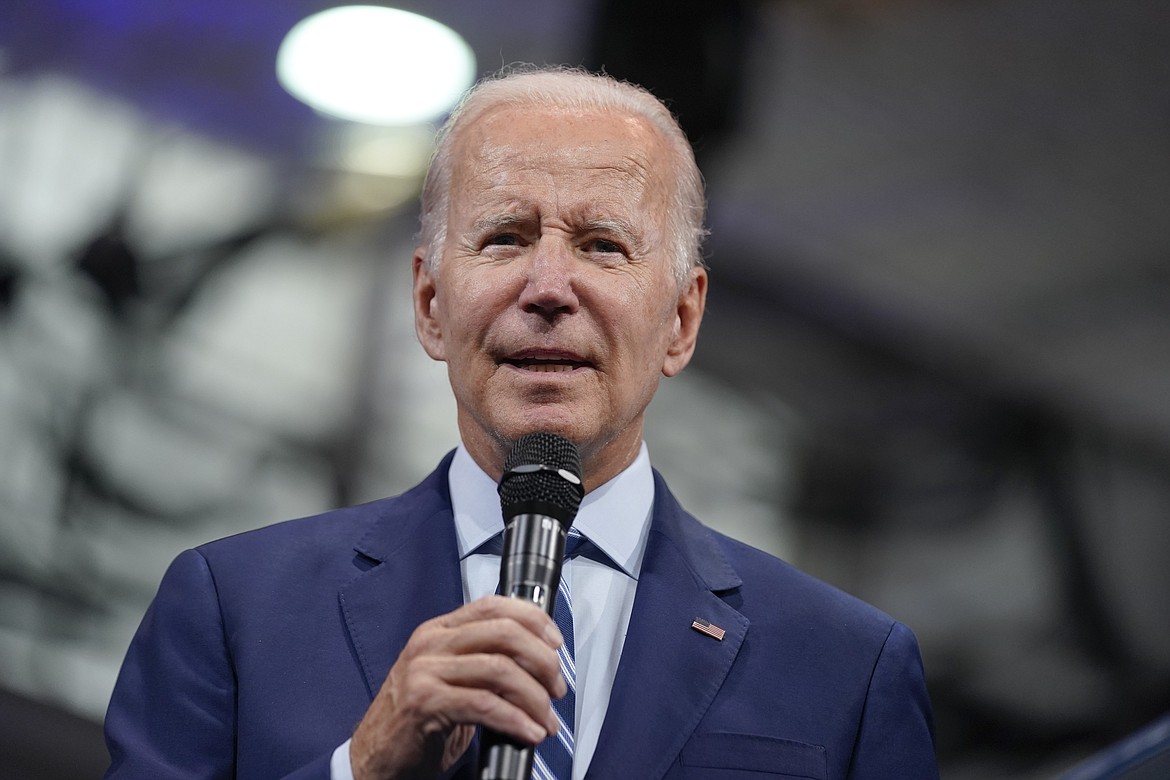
top-left (418, 65), bottom-right (708, 287)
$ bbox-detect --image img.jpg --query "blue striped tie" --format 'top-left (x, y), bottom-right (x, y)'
top-left (531, 527), bottom-right (585, 780)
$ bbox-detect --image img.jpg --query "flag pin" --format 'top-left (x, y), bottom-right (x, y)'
top-left (691, 617), bottom-right (726, 641)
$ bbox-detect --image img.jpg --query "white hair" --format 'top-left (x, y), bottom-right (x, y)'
top-left (418, 65), bottom-right (708, 287)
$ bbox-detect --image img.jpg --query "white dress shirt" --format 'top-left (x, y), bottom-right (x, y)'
top-left (332, 444), bottom-right (655, 780)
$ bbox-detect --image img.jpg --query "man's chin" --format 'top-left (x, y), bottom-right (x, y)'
top-left (499, 417), bottom-right (582, 446)
top-left (480, 405), bottom-right (594, 450)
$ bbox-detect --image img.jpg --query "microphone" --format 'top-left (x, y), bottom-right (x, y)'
top-left (478, 432), bottom-right (584, 780)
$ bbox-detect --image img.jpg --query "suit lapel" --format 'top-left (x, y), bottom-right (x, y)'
top-left (338, 455), bottom-right (465, 699)
top-left (586, 472), bottom-right (747, 780)
top-left (337, 456), bottom-right (484, 779)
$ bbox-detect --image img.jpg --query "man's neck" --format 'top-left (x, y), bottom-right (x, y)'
top-left (457, 425), bottom-right (647, 492)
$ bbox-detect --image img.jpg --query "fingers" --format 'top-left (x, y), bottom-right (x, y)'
top-left (435, 595), bottom-right (564, 649)
top-left (408, 597), bottom-right (567, 733)
top-left (349, 595), bottom-right (569, 779)
top-left (427, 603), bottom-right (568, 700)
top-left (406, 652), bottom-right (562, 740)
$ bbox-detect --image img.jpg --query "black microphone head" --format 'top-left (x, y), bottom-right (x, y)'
top-left (498, 432), bottom-right (584, 525)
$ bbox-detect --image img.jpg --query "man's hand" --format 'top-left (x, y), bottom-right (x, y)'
top-left (349, 595), bottom-right (568, 780)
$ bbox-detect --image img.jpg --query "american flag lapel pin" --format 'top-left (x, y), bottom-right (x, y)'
top-left (691, 617), bottom-right (726, 641)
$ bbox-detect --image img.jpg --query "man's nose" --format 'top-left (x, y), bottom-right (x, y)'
top-left (517, 238), bottom-right (580, 316)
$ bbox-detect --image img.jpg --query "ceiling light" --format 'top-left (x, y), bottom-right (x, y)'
top-left (276, 6), bottom-right (475, 126)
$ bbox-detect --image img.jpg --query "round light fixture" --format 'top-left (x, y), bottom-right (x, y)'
top-left (277, 6), bottom-right (475, 126)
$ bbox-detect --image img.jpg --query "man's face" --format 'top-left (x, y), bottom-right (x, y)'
top-left (413, 104), bottom-right (706, 487)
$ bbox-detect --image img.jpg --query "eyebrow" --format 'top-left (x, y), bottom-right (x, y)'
top-left (580, 216), bottom-right (638, 239)
top-left (470, 210), bottom-right (535, 235)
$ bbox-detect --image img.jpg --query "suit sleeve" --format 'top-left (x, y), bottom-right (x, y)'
top-left (846, 621), bottom-right (939, 780)
top-left (103, 549), bottom-right (334, 779)
top-left (103, 549), bottom-right (238, 778)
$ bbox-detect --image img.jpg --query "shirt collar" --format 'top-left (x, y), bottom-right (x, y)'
top-left (450, 442), bottom-right (654, 580)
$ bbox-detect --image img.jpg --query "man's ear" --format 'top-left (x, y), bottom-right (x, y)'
top-left (413, 251), bottom-right (446, 361)
top-left (662, 266), bottom-right (708, 378)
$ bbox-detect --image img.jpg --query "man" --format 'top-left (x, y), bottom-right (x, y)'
top-left (104, 67), bottom-right (938, 779)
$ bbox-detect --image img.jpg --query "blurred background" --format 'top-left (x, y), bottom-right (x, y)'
top-left (1, 0), bottom-right (1168, 777)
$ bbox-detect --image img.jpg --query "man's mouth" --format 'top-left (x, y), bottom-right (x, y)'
top-left (502, 353), bottom-right (590, 374)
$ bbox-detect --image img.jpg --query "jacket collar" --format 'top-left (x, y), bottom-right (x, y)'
top-left (341, 451), bottom-right (463, 699)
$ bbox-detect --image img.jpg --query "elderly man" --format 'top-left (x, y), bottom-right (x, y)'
top-left (104, 67), bottom-right (938, 780)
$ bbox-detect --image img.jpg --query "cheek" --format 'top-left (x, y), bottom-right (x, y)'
top-left (635, 281), bottom-right (682, 341)
top-left (439, 281), bottom-right (517, 365)
top-left (450, 263), bottom-right (521, 308)
top-left (612, 306), bottom-right (676, 377)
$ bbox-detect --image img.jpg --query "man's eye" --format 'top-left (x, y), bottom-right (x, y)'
top-left (589, 239), bottom-right (624, 254)
top-left (484, 234), bottom-right (521, 247)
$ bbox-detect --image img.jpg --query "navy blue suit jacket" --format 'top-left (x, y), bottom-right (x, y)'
top-left (105, 453), bottom-right (938, 779)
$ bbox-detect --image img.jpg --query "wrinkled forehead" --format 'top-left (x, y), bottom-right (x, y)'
top-left (449, 104), bottom-right (675, 201)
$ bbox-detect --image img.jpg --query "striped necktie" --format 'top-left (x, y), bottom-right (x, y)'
top-left (531, 527), bottom-right (585, 780)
